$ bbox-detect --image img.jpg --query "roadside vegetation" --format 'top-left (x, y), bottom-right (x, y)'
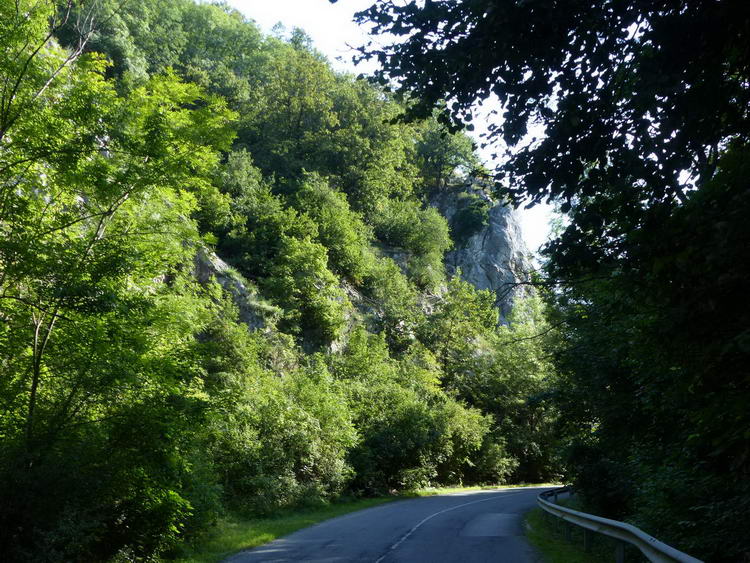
top-left (525, 507), bottom-right (614, 563)
top-left (173, 497), bottom-right (397, 563)
top-left (4, 0), bottom-right (746, 561)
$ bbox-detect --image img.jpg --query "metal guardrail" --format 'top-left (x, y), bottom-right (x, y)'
top-left (537, 487), bottom-right (704, 563)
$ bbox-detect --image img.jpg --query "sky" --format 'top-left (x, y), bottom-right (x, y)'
top-left (226, 0), bottom-right (554, 255)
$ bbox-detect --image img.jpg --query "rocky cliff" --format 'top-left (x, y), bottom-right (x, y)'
top-left (431, 183), bottom-right (533, 321)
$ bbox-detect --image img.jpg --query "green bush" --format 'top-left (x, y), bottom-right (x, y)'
top-left (263, 236), bottom-right (350, 345)
top-left (372, 199), bottom-right (451, 289)
top-left (363, 257), bottom-right (422, 353)
top-left (294, 175), bottom-right (374, 283)
top-left (345, 382), bottom-right (492, 492)
top-left (467, 437), bottom-right (519, 484)
top-left (331, 328), bottom-right (492, 492)
top-left (208, 366), bottom-right (356, 516)
top-left (452, 193), bottom-right (490, 245)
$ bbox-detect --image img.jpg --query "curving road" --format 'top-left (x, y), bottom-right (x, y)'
top-left (225, 486), bottom-right (551, 562)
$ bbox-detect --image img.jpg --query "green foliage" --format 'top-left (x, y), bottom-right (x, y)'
top-left (363, 257), bottom-right (422, 353)
top-left (329, 327), bottom-right (496, 492)
top-left (418, 275), bottom-right (497, 374)
top-left (451, 192), bottom-right (491, 245)
top-left (0, 1), bottom-right (560, 560)
top-left (0, 6), bottom-right (235, 555)
top-left (416, 114), bottom-right (477, 190)
top-left (329, 80), bottom-right (420, 214)
top-left (420, 284), bottom-right (558, 483)
top-left (329, 327), bottom-right (399, 383)
top-left (209, 366), bottom-right (356, 516)
top-left (456, 297), bottom-right (560, 482)
top-left (240, 44), bottom-right (338, 179)
top-left (353, 0), bottom-right (750, 211)
top-left (263, 236), bottom-right (350, 345)
top-left (294, 175), bottom-right (373, 283)
top-left (551, 145), bottom-right (750, 559)
top-left (468, 437), bottom-right (519, 485)
top-left (372, 199), bottom-right (451, 288)
top-left (344, 380), bottom-right (492, 492)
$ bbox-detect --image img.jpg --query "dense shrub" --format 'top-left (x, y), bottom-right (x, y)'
top-left (452, 193), bottom-right (490, 245)
top-left (209, 367), bottom-right (356, 515)
top-left (372, 199), bottom-right (451, 288)
top-left (294, 175), bottom-right (374, 283)
top-left (331, 328), bottom-right (493, 492)
top-left (263, 236), bottom-right (350, 345)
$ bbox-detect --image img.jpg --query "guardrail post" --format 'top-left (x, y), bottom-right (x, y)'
top-left (615, 540), bottom-right (625, 563)
top-left (583, 529), bottom-right (591, 552)
top-left (565, 521), bottom-right (572, 541)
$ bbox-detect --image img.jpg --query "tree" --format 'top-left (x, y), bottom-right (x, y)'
top-left (0, 3), bottom-right (237, 557)
top-left (550, 145), bottom-right (750, 558)
top-left (326, 78), bottom-right (421, 214)
top-left (418, 275), bottom-right (496, 375)
top-left (240, 43), bottom-right (339, 179)
top-left (0, 0), bottom-right (99, 143)
top-left (449, 296), bottom-right (560, 482)
top-left (263, 236), bottom-right (350, 345)
top-left (416, 113), bottom-right (477, 190)
top-left (372, 199), bottom-right (452, 289)
top-left (331, 327), bottom-right (493, 492)
top-left (294, 174), bottom-right (373, 283)
top-left (363, 256), bottom-right (422, 354)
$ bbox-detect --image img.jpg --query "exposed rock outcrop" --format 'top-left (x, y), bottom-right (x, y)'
top-left (431, 184), bottom-right (534, 321)
top-left (193, 247), bottom-right (279, 331)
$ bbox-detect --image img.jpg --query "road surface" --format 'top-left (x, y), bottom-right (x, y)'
top-left (225, 486), bottom-right (551, 562)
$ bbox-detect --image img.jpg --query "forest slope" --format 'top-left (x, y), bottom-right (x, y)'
top-left (0, 1), bottom-right (559, 561)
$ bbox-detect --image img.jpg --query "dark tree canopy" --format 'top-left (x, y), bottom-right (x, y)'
top-left (344, 0), bottom-right (750, 208)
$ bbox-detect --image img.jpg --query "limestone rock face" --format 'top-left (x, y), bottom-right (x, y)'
top-left (193, 247), bottom-right (279, 331)
top-left (431, 184), bottom-right (533, 321)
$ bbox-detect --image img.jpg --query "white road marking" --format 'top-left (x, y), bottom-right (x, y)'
top-left (374, 490), bottom-right (529, 563)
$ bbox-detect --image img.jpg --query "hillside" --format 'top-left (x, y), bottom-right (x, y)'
top-left (0, 1), bottom-right (558, 560)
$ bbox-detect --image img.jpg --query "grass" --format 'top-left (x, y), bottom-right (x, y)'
top-left (525, 507), bottom-right (605, 563)
top-left (525, 497), bottom-right (644, 562)
top-left (172, 483), bottom-right (558, 563)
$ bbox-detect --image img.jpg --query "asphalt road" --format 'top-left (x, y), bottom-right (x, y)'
top-left (225, 486), bottom-right (551, 562)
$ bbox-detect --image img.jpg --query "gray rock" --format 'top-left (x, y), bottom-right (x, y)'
top-left (193, 247), bottom-right (279, 331)
top-left (372, 243), bottom-right (411, 275)
top-left (431, 184), bottom-right (534, 322)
